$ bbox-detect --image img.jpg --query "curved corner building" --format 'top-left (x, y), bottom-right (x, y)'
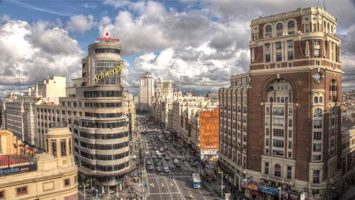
top-left (72, 38), bottom-right (130, 191)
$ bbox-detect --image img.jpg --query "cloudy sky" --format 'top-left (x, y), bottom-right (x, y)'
top-left (0, 0), bottom-right (354, 97)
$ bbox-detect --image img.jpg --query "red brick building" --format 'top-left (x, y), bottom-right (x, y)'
top-left (219, 7), bottom-right (342, 200)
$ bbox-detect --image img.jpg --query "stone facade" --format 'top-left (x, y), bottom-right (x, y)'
top-left (0, 129), bottom-right (78, 200)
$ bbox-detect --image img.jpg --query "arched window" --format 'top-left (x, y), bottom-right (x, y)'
top-left (288, 21), bottom-right (295, 29)
top-left (277, 23), bottom-right (283, 30)
top-left (314, 96), bottom-right (318, 103)
top-left (265, 25), bottom-right (272, 37)
top-left (319, 96), bottom-right (323, 103)
top-left (274, 164), bottom-right (281, 177)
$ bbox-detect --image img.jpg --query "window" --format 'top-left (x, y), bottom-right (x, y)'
top-left (64, 178), bottom-right (70, 186)
top-left (288, 51), bottom-right (294, 60)
top-left (273, 118), bottom-right (284, 127)
top-left (313, 170), bottom-right (320, 184)
top-left (265, 25), bottom-right (272, 37)
top-left (95, 48), bottom-right (120, 54)
top-left (51, 139), bottom-right (57, 157)
top-left (273, 150), bottom-right (284, 157)
top-left (265, 162), bottom-right (269, 175)
top-left (287, 166), bottom-right (292, 179)
top-left (273, 129), bottom-right (284, 137)
top-left (276, 53), bottom-right (282, 61)
top-left (288, 152), bottom-right (292, 158)
top-left (289, 119), bottom-right (293, 127)
top-left (314, 49), bottom-right (320, 58)
top-left (265, 54), bottom-right (271, 62)
top-left (276, 42), bottom-right (282, 49)
top-left (276, 23), bottom-right (283, 36)
top-left (314, 132), bottom-right (322, 140)
top-left (313, 143), bottom-right (322, 152)
top-left (305, 24), bottom-right (310, 32)
top-left (61, 139), bottom-right (66, 156)
top-left (288, 20), bottom-right (295, 29)
top-left (288, 141), bottom-right (292, 149)
top-left (274, 164), bottom-right (281, 177)
top-left (313, 155), bottom-right (322, 161)
top-left (272, 107), bottom-right (284, 116)
top-left (287, 40), bottom-right (294, 48)
top-left (277, 23), bottom-right (283, 30)
top-left (288, 130), bottom-right (292, 138)
top-left (313, 120), bottom-right (322, 129)
top-left (16, 186), bottom-right (27, 196)
top-left (69, 139), bottom-right (72, 154)
top-left (273, 140), bottom-right (284, 148)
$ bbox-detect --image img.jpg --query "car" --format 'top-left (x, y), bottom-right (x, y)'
top-left (159, 147), bottom-right (164, 152)
top-left (147, 165), bottom-right (154, 170)
top-left (163, 166), bottom-right (170, 173)
top-left (156, 166), bottom-right (161, 172)
top-left (164, 156), bottom-right (170, 161)
top-left (157, 154), bottom-right (162, 159)
top-left (146, 160), bottom-right (152, 165)
top-left (151, 154), bottom-right (157, 159)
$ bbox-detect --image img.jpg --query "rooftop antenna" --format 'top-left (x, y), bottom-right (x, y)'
top-left (323, 0), bottom-right (327, 10)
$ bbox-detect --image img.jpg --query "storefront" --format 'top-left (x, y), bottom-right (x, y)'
top-left (241, 180), bottom-right (260, 199)
top-left (258, 185), bottom-right (279, 200)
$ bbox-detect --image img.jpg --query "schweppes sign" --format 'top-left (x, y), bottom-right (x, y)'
top-left (95, 61), bottom-right (125, 82)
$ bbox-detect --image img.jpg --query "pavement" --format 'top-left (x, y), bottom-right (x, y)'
top-left (341, 185), bottom-right (355, 200)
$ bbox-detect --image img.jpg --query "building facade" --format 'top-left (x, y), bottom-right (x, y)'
top-left (0, 129), bottom-right (78, 200)
top-left (2, 76), bottom-right (67, 146)
top-left (2, 95), bottom-right (40, 144)
top-left (219, 7), bottom-right (342, 200)
top-left (340, 120), bottom-right (355, 188)
top-left (35, 37), bottom-right (132, 192)
top-left (139, 72), bottom-right (154, 111)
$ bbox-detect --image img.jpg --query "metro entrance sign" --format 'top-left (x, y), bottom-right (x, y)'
top-left (96, 32), bottom-right (119, 42)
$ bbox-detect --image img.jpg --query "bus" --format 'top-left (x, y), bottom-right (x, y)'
top-left (192, 173), bottom-right (201, 189)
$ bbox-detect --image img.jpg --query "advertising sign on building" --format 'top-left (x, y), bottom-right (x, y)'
top-left (258, 185), bottom-right (279, 196)
top-left (199, 108), bottom-right (219, 150)
top-left (241, 180), bottom-right (259, 191)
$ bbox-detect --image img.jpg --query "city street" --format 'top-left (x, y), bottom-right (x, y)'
top-left (138, 115), bottom-right (219, 200)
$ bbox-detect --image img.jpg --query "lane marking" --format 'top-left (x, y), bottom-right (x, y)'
top-left (173, 178), bottom-right (186, 200)
top-left (161, 176), bottom-right (173, 200)
top-left (198, 188), bottom-right (208, 200)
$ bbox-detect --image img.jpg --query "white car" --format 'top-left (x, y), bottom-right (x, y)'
top-left (163, 166), bottom-right (170, 173)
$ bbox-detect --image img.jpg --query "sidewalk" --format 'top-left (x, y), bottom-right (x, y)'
top-left (340, 185), bottom-right (355, 200)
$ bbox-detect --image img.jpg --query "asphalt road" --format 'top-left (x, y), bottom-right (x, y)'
top-left (139, 118), bottom-right (217, 200)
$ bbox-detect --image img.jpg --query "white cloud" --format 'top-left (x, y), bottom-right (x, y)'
top-left (0, 18), bottom-right (82, 95)
top-left (66, 14), bottom-right (95, 33)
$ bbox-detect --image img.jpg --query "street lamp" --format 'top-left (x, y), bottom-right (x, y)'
top-left (79, 180), bottom-right (90, 200)
top-left (218, 169), bottom-right (224, 198)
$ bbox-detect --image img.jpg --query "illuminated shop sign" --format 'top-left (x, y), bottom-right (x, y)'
top-left (95, 61), bottom-right (125, 82)
top-left (258, 185), bottom-right (279, 196)
top-left (0, 165), bottom-right (36, 176)
top-left (96, 32), bottom-right (119, 42)
top-left (241, 181), bottom-right (259, 191)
